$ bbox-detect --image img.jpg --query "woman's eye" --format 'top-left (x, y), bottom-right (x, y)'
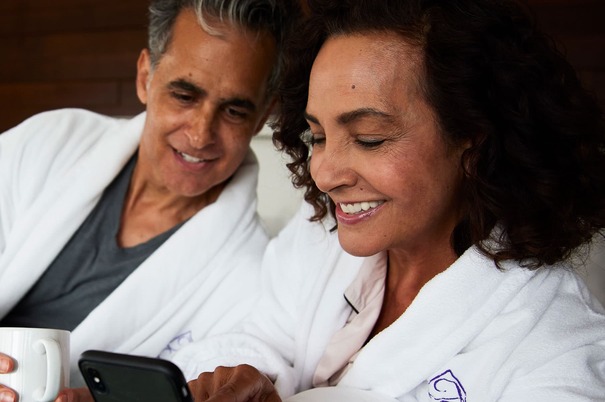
top-left (301, 129), bottom-right (325, 147)
top-left (356, 138), bottom-right (385, 148)
top-left (309, 136), bottom-right (325, 146)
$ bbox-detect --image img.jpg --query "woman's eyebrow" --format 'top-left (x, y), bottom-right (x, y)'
top-left (303, 111), bottom-right (319, 124)
top-left (337, 108), bottom-right (393, 125)
top-left (304, 108), bottom-right (394, 127)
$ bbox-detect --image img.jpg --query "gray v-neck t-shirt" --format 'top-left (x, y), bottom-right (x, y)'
top-left (1, 156), bottom-right (182, 331)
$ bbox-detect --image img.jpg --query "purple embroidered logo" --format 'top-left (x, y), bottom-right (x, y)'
top-left (428, 370), bottom-right (467, 402)
top-left (158, 331), bottom-right (193, 359)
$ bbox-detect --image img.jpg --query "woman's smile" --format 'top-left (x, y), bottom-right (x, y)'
top-left (334, 200), bottom-right (385, 225)
top-left (339, 200), bottom-right (384, 214)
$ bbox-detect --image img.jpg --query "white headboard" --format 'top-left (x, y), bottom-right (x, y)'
top-left (250, 125), bottom-right (302, 236)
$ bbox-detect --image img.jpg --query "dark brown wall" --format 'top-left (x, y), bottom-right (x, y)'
top-left (0, 0), bottom-right (148, 132)
top-left (529, 0), bottom-right (605, 108)
top-left (0, 0), bottom-right (604, 133)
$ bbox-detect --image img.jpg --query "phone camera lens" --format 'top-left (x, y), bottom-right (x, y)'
top-left (87, 368), bottom-right (108, 393)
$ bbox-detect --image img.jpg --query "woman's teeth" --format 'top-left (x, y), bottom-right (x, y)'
top-left (340, 201), bottom-right (383, 214)
top-left (179, 151), bottom-right (205, 163)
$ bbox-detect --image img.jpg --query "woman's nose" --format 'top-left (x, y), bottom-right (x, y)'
top-left (310, 144), bottom-right (357, 193)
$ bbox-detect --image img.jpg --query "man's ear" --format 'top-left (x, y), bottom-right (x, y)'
top-left (136, 49), bottom-right (152, 105)
top-left (253, 97), bottom-right (278, 135)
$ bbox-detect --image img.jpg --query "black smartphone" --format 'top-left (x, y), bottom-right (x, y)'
top-left (78, 350), bottom-right (193, 402)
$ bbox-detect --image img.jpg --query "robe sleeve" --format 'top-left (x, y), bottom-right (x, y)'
top-left (171, 204), bottom-right (341, 397)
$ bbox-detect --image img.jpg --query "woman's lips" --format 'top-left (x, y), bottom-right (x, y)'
top-left (335, 200), bottom-right (385, 224)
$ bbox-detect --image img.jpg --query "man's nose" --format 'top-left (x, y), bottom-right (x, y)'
top-left (185, 107), bottom-right (217, 149)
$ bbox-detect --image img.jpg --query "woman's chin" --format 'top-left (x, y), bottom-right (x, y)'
top-left (337, 233), bottom-right (384, 257)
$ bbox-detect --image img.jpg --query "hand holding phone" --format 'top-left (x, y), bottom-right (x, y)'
top-left (79, 350), bottom-right (193, 402)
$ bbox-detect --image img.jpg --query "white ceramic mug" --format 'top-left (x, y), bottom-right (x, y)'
top-left (0, 327), bottom-right (70, 402)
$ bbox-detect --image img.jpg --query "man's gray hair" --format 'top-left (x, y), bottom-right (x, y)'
top-left (148, 0), bottom-right (292, 97)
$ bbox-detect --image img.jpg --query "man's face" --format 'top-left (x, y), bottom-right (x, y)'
top-left (135, 9), bottom-right (276, 200)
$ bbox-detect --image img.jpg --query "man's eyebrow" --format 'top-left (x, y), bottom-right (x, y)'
top-left (222, 97), bottom-right (257, 112)
top-left (168, 79), bottom-right (205, 95)
top-left (168, 79), bottom-right (257, 112)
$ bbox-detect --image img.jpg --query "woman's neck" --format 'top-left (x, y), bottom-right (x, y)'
top-left (368, 245), bottom-right (458, 339)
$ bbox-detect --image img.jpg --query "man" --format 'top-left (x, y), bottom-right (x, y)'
top-left (0, 0), bottom-right (292, 399)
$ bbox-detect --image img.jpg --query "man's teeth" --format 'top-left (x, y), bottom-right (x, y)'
top-left (179, 151), bottom-right (204, 163)
top-left (340, 201), bottom-right (383, 214)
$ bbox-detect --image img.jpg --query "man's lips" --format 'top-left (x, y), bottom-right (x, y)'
top-left (174, 149), bottom-right (219, 163)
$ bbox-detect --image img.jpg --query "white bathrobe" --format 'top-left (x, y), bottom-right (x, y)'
top-left (0, 109), bottom-right (269, 386)
top-left (173, 203), bottom-right (605, 401)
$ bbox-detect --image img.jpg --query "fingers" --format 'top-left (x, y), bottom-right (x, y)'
top-left (0, 353), bottom-right (14, 374)
top-left (189, 364), bottom-right (281, 402)
top-left (0, 385), bottom-right (16, 402)
top-left (0, 354), bottom-right (16, 402)
top-left (55, 387), bottom-right (94, 402)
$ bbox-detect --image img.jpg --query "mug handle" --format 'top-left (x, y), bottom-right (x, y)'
top-left (32, 338), bottom-right (62, 402)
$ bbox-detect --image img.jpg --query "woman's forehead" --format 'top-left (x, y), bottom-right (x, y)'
top-left (308, 32), bottom-right (426, 117)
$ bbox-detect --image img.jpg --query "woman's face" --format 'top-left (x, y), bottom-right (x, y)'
top-left (306, 32), bottom-right (467, 259)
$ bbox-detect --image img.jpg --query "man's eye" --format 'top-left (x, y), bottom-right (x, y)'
top-left (227, 108), bottom-right (247, 118)
top-left (171, 92), bottom-right (195, 103)
top-left (224, 107), bottom-right (249, 120)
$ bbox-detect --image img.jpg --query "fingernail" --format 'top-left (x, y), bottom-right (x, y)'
top-left (56, 391), bottom-right (70, 402)
top-left (0, 359), bottom-right (9, 373)
top-left (0, 391), bottom-right (15, 402)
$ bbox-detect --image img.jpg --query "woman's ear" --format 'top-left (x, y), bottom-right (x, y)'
top-left (460, 133), bottom-right (486, 176)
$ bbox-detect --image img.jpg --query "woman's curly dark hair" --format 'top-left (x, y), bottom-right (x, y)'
top-left (272, 0), bottom-right (605, 268)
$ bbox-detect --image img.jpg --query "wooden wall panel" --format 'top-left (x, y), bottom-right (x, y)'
top-left (528, 0), bottom-right (605, 107)
top-left (0, 0), bottom-right (147, 35)
top-left (0, 0), bottom-right (148, 132)
top-left (0, 0), bottom-right (603, 133)
top-left (529, 0), bottom-right (605, 34)
top-left (1, 31), bottom-right (145, 82)
top-left (0, 81), bottom-right (118, 107)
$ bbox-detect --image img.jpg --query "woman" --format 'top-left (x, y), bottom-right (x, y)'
top-left (182, 0), bottom-right (605, 400)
